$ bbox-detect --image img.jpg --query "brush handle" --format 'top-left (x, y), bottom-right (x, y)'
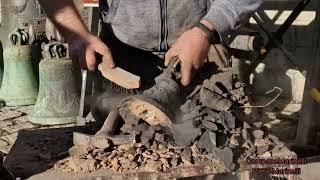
top-left (164, 57), bottom-right (182, 80)
top-left (98, 63), bottom-right (141, 90)
top-left (78, 70), bottom-right (87, 118)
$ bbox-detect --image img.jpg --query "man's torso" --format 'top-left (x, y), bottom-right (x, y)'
top-left (99, 0), bottom-right (211, 52)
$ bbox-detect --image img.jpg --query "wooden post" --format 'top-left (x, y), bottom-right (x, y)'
top-left (296, 1), bottom-right (320, 145)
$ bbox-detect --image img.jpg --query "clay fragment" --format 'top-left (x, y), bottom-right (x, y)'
top-left (220, 111), bottom-right (235, 129)
top-left (170, 157), bottom-right (178, 167)
top-left (180, 99), bottom-right (197, 113)
top-left (213, 147), bottom-right (233, 170)
top-left (202, 120), bottom-right (218, 131)
top-left (155, 133), bottom-right (165, 143)
top-left (210, 72), bottom-right (233, 90)
top-left (198, 131), bottom-right (216, 152)
top-left (141, 127), bottom-right (155, 141)
top-left (200, 86), bottom-right (232, 111)
top-left (181, 148), bottom-right (192, 164)
top-left (172, 120), bottom-right (202, 147)
top-left (252, 129), bottom-right (264, 139)
top-left (144, 160), bottom-right (161, 172)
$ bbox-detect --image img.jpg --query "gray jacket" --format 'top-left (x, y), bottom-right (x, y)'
top-left (99, 0), bottom-right (262, 52)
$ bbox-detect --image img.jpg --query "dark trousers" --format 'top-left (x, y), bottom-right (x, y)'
top-left (99, 24), bottom-right (165, 89)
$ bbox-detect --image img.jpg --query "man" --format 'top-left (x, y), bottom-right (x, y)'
top-left (37, 0), bottom-right (262, 86)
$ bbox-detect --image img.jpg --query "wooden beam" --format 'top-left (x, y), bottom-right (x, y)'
top-left (295, 0), bottom-right (320, 145)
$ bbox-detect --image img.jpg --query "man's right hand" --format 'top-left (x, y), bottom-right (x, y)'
top-left (36, 0), bottom-right (115, 71)
top-left (68, 33), bottom-right (115, 71)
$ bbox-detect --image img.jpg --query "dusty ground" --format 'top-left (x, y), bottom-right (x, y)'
top-left (0, 106), bottom-right (86, 179)
top-left (246, 96), bottom-right (300, 143)
top-left (0, 96), bottom-right (301, 179)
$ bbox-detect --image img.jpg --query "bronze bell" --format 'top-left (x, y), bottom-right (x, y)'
top-left (118, 74), bottom-right (181, 128)
top-left (29, 42), bottom-right (80, 125)
top-left (0, 28), bottom-right (38, 106)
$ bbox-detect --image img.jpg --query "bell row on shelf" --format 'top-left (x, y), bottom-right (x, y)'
top-left (0, 28), bottom-right (80, 125)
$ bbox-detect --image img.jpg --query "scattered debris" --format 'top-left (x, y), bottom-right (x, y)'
top-left (220, 111), bottom-right (235, 129)
top-left (73, 132), bottom-right (135, 149)
top-left (172, 120), bottom-right (202, 147)
top-left (198, 131), bottom-right (216, 152)
top-left (252, 129), bottom-right (264, 139)
top-left (213, 147), bottom-right (233, 170)
top-left (53, 71), bottom-right (288, 174)
top-left (200, 85), bottom-right (232, 111)
top-left (201, 120), bottom-right (218, 131)
top-left (155, 133), bottom-right (165, 143)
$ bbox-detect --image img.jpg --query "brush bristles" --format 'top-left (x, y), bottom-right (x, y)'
top-left (107, 80), bottom-right (139, 95)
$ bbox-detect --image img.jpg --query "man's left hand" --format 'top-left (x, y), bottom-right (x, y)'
top-left (165, 21), bottom-right (214, 86)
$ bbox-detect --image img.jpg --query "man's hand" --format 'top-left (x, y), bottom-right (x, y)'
top-left (36, 0), bottom-right (115, 71)
top-left (165, 21), bottom-right (214, 86)
top-left (68, 33), bottom-right (115, 71)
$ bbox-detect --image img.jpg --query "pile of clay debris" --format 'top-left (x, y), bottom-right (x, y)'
top-left (54, 72), bottom-right (286, 173)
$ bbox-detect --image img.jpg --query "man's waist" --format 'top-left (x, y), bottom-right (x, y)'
top-left (99, 0), bottom-right (208, 51)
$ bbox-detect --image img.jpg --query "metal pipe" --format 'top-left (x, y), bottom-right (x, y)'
top-left (275, 0), bottom-right (312, 39)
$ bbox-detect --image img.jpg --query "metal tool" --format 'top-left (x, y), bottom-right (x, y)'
top-left (74, 108), bottom-right (135, 149)
top-left (95, 109), bottom-right (120, 136)
top-left (250, 0), bottom-right (312, 77)
top-left (76, 69), bottom-right (88, 126)
top-left (164, 57), bottom-right (182, 81)
top-left (252, 14), bottom-right (306, 77)
top-left (247, 0), bottom-right (314, 105)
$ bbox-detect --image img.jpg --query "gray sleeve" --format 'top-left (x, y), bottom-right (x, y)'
top-left (202, 0), bottom-right (263, 37)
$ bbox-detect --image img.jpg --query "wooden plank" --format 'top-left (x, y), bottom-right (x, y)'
top-left (239, 147), bottom-right (299, 180)
top-left (98, 62), bottom-right (141, 89)
top-left (29, 146), bottom-right (297, 180)
top-left (73, 132), bottom-right (136, 148)
top-left (28, 161), bottom-right (227, 180)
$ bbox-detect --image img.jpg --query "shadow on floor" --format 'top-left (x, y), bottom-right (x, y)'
top-left (3, 126), bottom-right (91, 179)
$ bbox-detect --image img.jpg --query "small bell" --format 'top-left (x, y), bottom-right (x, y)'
top-left (29, 42), bottom-right (80, 125)
top-left (118, 74), bottom-right (181, 128)
top-left (0, 28), bottom-right (38, 106)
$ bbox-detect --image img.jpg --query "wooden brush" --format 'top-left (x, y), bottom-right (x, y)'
top-left (98, 61), bottom-right (141, 94)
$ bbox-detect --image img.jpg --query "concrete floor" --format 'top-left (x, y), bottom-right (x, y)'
top-left (0, 105), bottom-right (84, 179)
top-left (0, 106), bottom-right (76, 156)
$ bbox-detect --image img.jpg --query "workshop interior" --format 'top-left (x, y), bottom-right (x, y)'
top-left (0, 0), bottom-right (320, 179)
